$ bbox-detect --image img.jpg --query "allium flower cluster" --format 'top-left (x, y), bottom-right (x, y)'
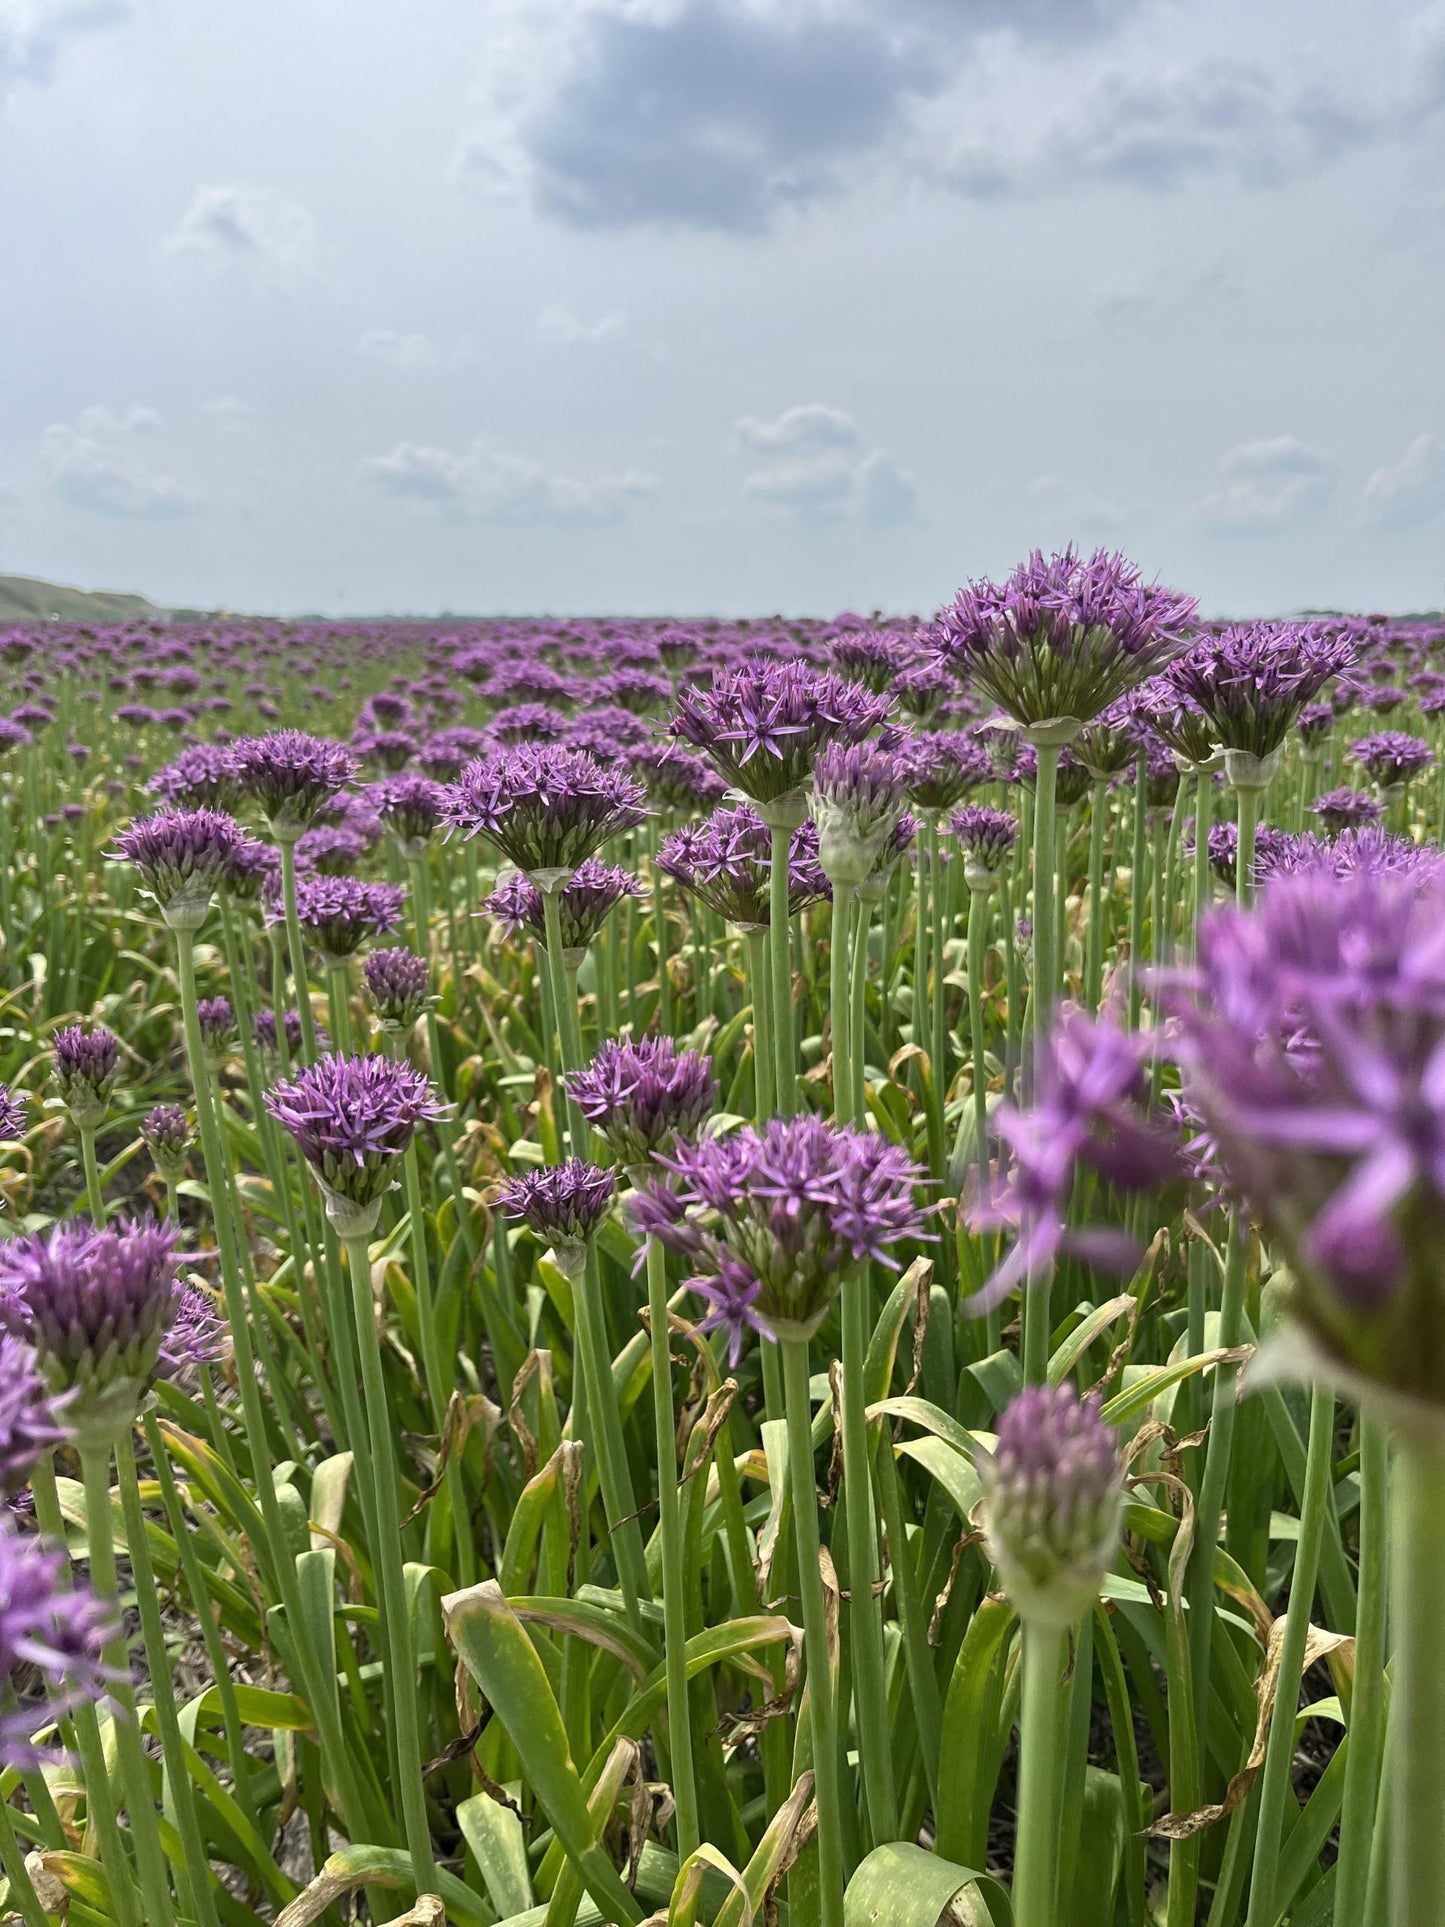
top-left (279, 875), bottom-right (404, 964)
top-left (1258, 826), bottom-right (1441, 884)
top-left (113, 808), bottom-right (251, 928)
top-left (1073, 698), bottom-right (1144, 779)
top-left (900, 731), bottom-right (992, 813)
top-left (1296, 701), bottom-right (1336, 752)
top-left (1166, 867), bottom-right (1445, 1416)
top-left (148, 743), bottom-right (239, 811)
top-left (446, 744), bottom-right (647, 881)
top-left (951, 805), bottom-right (1019, 887)
top-left (0, 1518), bottom-right (114, 1768)
top-left (1165, 624), bottom-right (1357, 781)
top-left (232, 731), bottom-right (356, 835)
top-left (670, 660), bottom-right (891, 814)
top-left (982, 1384), bottom-right (1123, 1630)
top-left (631, 1115), bottom-right (924, 1353)
top-left (53, 1025), bottom-right (119, 1127)
top-left (828, 628), bottom-right (913, 694)
top-left (970, 1008), bottom-right (1179, 1312)
top-left (267, 1052), bottom-right (444, 1227)
top-left (628, 743), bottom-right (730, 812)
top-left (497, 1160), bottom-right (616, 1266)
top-left (140, 1104), bottom-right (190, 1182)
top-left (657, 804), bottom-right (830, 928)
top-left (0, 1218), bottom-right (195, 1440)
top-left (1312, 787), bottom-right (1385, 834)
top-left (0, 1085), bottom-right (26, 1141)
top-left (0, 1332), bottom-right (69, 1491)
top-left (565, 1038), bottom-right (718, 1171)
top-left (810, 741), bottom-right (909, 888)
top-left (484, 860), bottom-right (643, 955)
top-left (1350, 731), bottom-right (1436, 790)
top-left (938, 547), bottom-right (1196, 735)
top-left (197, 995), bottom-right (236, 1061)
top-left (1132, 680), bottom-right (1222, 771)
top-left (363, 946), bottom-right (431, 1032)
top-left (371, 774), bottom-right (450, 856)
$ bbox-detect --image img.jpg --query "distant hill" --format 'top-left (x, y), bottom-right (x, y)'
top-left (0, 573), bottom-right (215, 626)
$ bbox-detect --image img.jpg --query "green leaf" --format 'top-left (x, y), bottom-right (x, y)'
top-left (843, 1842), bottom-right (1011, 1926)
top-left (934, 1597), bottom-right (1016, 1869)
top-left (458, 1790), bottom-right (532, 1919)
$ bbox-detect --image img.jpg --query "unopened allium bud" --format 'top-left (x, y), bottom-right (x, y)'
top-left (950, 805), bottom-right (1019, 891)
top-left (53, 1026), bottom-right (119, 1129)
top-left (982, 1383), bottom-right (1124, 1631)
top-left (266, 1051), bottom-right (444, 1235)
top-left (140, 1104), bottom-right (191, 1183)
top-left (197, 996), bottom-right (236, 1066)
top-left (363, 946), bottom-right (431, 1033)
top-left (811, 741), bottom-right (909, 889)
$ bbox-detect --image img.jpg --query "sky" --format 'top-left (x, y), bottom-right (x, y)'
top-left (1, 0), bottom-right (1443, 620)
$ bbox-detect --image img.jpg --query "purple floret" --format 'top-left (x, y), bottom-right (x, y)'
top-left (497, 1159), bottom-right (616, 1252)
top-left (231, 730), bottom-right (356, 834)
top-left (0, 1517), bottom-right (114, 1768)
top-left (484, 860), bottom-right (644, 952)
top-left (446, 744), bottom-right (648, 878)
top-left (266, 1051), bottom-right (444, 1209)
top-left (565, 1037), bottom-right (718, 1170)
top-left (670, 659), bottom-right (892, 807)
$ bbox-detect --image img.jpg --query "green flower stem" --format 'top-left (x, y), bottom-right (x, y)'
top-left (779, 1334), bottom-right (846, 1927)
top-left (967, 887), bottom-right (992, 1216)
top-left (1244, 1383), bottom-right (1334, 1927)
top-left (929, 818), bottom-right (949, 1099)
top-left (27, 1458), bottom-right (141, 1927)
top-left (744, 929), bottom-right (775, 1124)
top-left (115, 1432), bottom-right (220, 1927)
top-left (327, 963), bottom-right (354, 1054)
top-left (277, 836), bottom-right (319, 1064)
top-left (644, 1237), bottom-right (699, 1858)
top-left (1084, 779), bottom-right (1109, 1007)
top-left (0, 1791), bottom-right (46, 1927)
top-left (409, 855), bottom-right (480, 1263)
top-left (649, 823), bottom-right (673, 1037)
top-left (830, 889), bottom-right (853, 1123)
top-left (1390, 1421), bottom-right (1445, 1927)
top-left (175, 927), bottom-right (376, 1843)
top-left (1126, 756), bottom-right (1149, 1033)
top-left (79, 1122), bottom-right (107, 1221)
top-left (78, 1439), bottom-right (175, 1927)
top-left (1235, 787), bottom-right (1260, 910)
top-left (1334, 1416), bottom-right (1389, 1924)
top-left (1013, 1619), bottom-right (1068, 1927)
top-left (1000, 869), bottom-right (1022, 1083)
top-left (850, 885), bottom-right (870, 1118)
top-left (768, 823), bottom-right (797, 1117)
top-left (143, 1412), bottom-right (261, 1838)
top-left (402, 1131), bottom-right (474, 1586)
top-left (539, 889), bottom-right (592, 1155)
top-left (1029, 743), bottom-right (1060, 1030)
top-left (342, 1231), bottom-right (438, 1896)
top-left (1191, 769), bottom-right (1215, 952)
top-left (1186, 1210), bottom-right (1250, 1716)
top-left (878, 869), bottom-right (894, 1058)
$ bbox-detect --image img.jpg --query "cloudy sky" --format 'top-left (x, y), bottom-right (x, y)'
top-left (1, 0), bottom-right (1443, 617)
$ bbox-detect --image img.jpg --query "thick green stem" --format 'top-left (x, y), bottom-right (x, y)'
top-left (79, 1123), bottom-right (107, 1221)
top-left (929, 818), bottom-right (949, 1094)
top-left (79, 1440), bottom-right (175, 1927)
top-left (830, 889), bottom-right (852, 1124)
top-left (278, 837), bottom-right (319, 1063)
top-left (402, 1136), bottom-right (474, 1585)
top-left (768, 822), bottom-right (796, 1117)
top-left (1390, 1423), bottom-right (1445, 1927)
top-left (645, 1238), bottom-right (698, 1856)
top-left (1187, 1212), bottom-right (1250, 1716)
top-left (342, 1233), bottom-right (437, 1895)
top-left (1335, 1417), bottom-right (1389, 1923)
top-left (1084, 779), bottom-right (1109, 1008)
top-left (1235, 786), bottom-right (1260, 910)
top-left (1244, 1383), bottom-right (1334, 1927)
top-left (745, 928), bottom-right (775, 1124)
top-left (1029, 744), bottom-right (1060, 1033)
top-left (780, 1335), bottom-right (846, 1927)
top-left (115, 1433), bottom-right (220, 1927)
top-left (1013, 1620), bottom-right (1068, 1927)
top-left (1127, 757), bottom-right (1149, 1033)
top-left (328, 963), bottom-right (355, 1053)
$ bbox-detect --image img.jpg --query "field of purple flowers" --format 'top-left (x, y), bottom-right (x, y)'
top-left (0, 553), bottom-right (1439, 1927)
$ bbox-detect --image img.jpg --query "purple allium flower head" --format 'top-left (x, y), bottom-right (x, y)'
top-left (969, 1007), bottom-right (1180, 1314)
top-left (231, 730), bottom-right (356, 836)
top-left (254, 1008), bottom-right (326, 1059)
top-left (112, 808), bottom-right (250, 929)
top-left (859, 812), bottom-right (918, 901)
top-left (446, 743), bottom-right (647, 882)
top-left (1258, 825), bottom-right (1442, 884)
top-left (810, 740), bottom-right (909, 887)
top-left (565, 1037), bottom-right (718, 1172)
top-left (0, 1334), bottom-right (69, 1492)
top-left (0, 1516), bottom-right (114, 1768)
top-left (900, 731), bottom-right (992, 814)
top-left (828, 628), bottom-right (913, 694)
top-left (657, 803), bottom-right (830, 928)
top-left (1073, 696), bottom-right (1145, 779)
top-left (1350, 731), bottom-right (1435, 790)
top-left (0, 1086), bottom-right (25, 1142)
top-left (631, 1114), bottom-right (924, 1347)
top-left (278, 875), bottom-right (405, 965)
top-left (628, 742), bottom-right (731, 812)
top-left (155, 1284), bottom-right (225, 1380)
top-left (371, 774), bottom-right (450, 856)
top-left (266, 1051), bottom-right (444, 1228)
top-left (0, 718), bottom-right (31, 753)
top-left (895, 656), bottom-right (953, 723)
top-left (1164, 624), bottom-right (1356, 779)
top-left (357, 728), bottom-right (419, 772)
top-left (950, 804), bottom-right (1019, 886)
top-left (363, 946), bottom-right (431, 1031)
top-left (1296, 701), bottom-right (1336, 752)
top-left (147, 744), bottom-right (239, 812)
top-left (982, 1383), bottom-right (1123, 1630)
top-left (1200, 820), bottom-right (1293, 891)
top-left (52, 1025), bottom-right (119, 1127)
top-left (196, 996), bottom-right (235, 1062)
top-left (295, 824), bottom-right (369, 875)
top-left (497, 1159), bottom-right (616, 1264)
top-left (670, 660), bottom-right (892, 813)
top-left (140, 1104), bottom-right (190, 1182)
top-left (484, 859), bottom-right (644, 954)
top-left (1165, 866), bottom-right (1445, 1412)
top-left (1312, 787), bottom-right (1386, 834)
top-left (0, 1218), bottom-right (186, 1439)
top-left (938, 546), bottom-right (1196, 733)
top-left (1132, 679), bottom-right (1223, 771)
top-left (217, 833), bottom-right (273, 903)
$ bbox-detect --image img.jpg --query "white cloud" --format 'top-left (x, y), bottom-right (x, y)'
top-left (39, 405), bottom-right (200, 519)
top-left (1362, 433), bottom-right (1445, 529)
top-left (537, 300), bottom-right (626, 345)
top-left (202, 396), bottom-right (254, 430)
top-left (358, 329), bottom-right (472, 373)
top-left (734, 403), bottom-right (861, 456)
top-left (1195, 435), bottom-right (1334, 534)
top-left (162, 185), bottom-right (318, 284)
top-left (1025, 473), bottom-right (1132, 535)
top-left (0, 0), bottom-right (128, 98)
top-left (360, 435), bottom-right (660, 526)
